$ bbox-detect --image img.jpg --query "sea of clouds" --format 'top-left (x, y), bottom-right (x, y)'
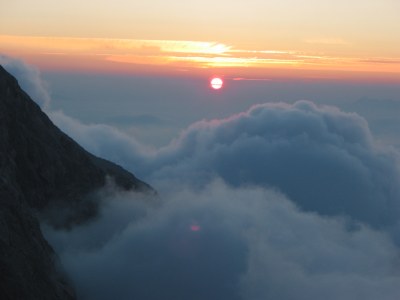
top-left (3, 55), bottom-right (400, 300)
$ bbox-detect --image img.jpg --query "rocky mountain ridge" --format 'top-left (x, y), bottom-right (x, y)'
top-left (0, 65), bottom-right (152, 299)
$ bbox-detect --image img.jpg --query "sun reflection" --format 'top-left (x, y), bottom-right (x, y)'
top-left (190, 223), bottom-right (201, 232)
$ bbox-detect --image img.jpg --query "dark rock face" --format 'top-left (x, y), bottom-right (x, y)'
top-left (0, 65), bottom-right (152, 299)
top-left (0, 194), bottom-right (75, 300)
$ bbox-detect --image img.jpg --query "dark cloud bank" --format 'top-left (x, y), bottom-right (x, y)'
top-left (4, 56), bottom-right (400, 300)
top-left (52, 98), bottom-right (400, 230)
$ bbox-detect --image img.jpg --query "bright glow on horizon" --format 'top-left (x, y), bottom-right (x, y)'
top-left (1, 0), bottom-right (399, 81)
top-left (1, 34), bottom-right (399, 82)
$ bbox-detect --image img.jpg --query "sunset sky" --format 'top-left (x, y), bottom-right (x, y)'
top-left (1, 0), bottom-right (400, 81)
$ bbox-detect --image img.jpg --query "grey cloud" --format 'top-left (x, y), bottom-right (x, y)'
top-left (43, 181), bottom-right (400, 300)
top-left (47, 110), bottom-right (152, 172)
top-left (148, 101), bottom-right (400, 228)
top-left (49, 100), bottom-right (400, 228)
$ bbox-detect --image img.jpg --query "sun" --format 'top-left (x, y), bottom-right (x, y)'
top-left (210, 77), bottom-right (223, 90)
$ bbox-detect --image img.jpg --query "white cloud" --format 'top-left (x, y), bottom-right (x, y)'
top-left (0, 55), bottom-right (51, 108)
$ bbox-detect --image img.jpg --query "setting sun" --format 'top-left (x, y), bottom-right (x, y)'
top-left (210, 77), bottom-right (223, 90)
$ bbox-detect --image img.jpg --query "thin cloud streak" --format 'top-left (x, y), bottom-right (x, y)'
top-left (232, 77), bottom-right (272, 81)
top-left (1, 35), bottom-right (400, 79)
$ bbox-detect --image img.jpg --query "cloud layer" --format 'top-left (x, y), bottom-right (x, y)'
top-left (43, 181), bottom-right (400, 300)
top-left (4, 58), bottom-right (400, 300)
top-left (46, 96), bottom-right (400, 300)
top-left (49, 100), bottom-right (400, 229)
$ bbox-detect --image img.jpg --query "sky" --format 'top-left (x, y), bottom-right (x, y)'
top-left (1, 0), bottom-right (400, 147)
top-left (1, 0), bottom-right (400, 81)
top-left (2, 1), bottom-right (400, 299)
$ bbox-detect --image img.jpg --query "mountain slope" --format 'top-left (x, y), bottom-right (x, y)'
top-left (0, 65), bottom-right (152, 299)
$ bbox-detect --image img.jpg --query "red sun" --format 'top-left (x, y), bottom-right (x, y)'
top-left (210, 77), bottom-right (223, 90)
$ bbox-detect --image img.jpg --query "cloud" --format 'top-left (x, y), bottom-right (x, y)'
top-left (152, 101), bottom-right (400, 229)
top-left (44, 100), bottom-right (400, 300)
top-left (0, 55), bottom-right (51, 108)
top-left (48, 100), bottom-right (400, 229)
top-left (43, 180), bottom-right (400, 300)
top-left (46, 110), bottom-right (153, 173)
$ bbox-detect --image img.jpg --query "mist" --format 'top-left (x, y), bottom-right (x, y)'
top-left (43, 180), bottom-right (400, 300)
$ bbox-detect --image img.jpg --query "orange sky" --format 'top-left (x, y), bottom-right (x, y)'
top-left (1, 0), bottom-right (400, 81)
